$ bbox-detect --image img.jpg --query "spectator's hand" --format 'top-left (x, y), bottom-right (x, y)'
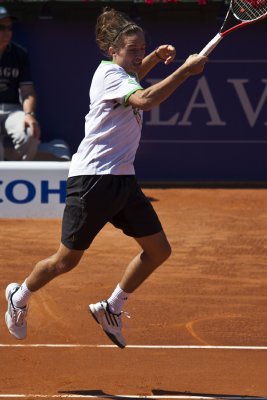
top-left (24, 114), bottom-right (41, 140)
top-left (155, 45), bottom-right (176, 65)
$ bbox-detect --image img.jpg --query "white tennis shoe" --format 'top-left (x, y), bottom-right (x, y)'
top-left (89, 300), bottom-right (127, 349)
top-left (5, 283), bottom-right (28, 340)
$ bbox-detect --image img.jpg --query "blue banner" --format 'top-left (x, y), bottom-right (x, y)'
top-left (13, 16), bottom-right (267, 182)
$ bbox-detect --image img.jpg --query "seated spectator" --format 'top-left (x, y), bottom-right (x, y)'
top-left (0, 6), bottom-right (71, 161)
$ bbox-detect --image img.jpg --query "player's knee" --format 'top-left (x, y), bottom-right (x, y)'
top-left (52, 257), bottom-right (79, 276)
top-left (160, 241), bottom-right (172, 263)
top-left (58, 260), bottom-right (77, 275)
top-left (150, 240), bottom-right (171, 266)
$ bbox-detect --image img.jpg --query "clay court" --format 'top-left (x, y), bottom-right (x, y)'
top-left (1, 187), bottom-right (267, 399)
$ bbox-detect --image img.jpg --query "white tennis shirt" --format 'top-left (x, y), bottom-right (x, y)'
top-left (68, 61), bottom-right (143, 177)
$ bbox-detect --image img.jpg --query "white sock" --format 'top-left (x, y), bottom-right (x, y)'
top-left (107, 284), bottom-right (130, 314)
top-left (13, 280), bottom-right (32, 308)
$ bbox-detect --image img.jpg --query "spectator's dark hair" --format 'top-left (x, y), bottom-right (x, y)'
top-left (96, 7), bottom-right (143, 57)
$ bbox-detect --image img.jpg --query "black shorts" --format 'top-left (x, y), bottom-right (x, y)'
top-left (61, 175), bottom-right (163, 250)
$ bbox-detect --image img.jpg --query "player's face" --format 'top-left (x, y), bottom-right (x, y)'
top-left (0, 17), bottom-right (13, 49)
top-left (112, 32), bottom-right (146, 74)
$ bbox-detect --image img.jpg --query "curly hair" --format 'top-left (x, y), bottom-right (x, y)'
top-left (96, 7), bottom-right (144, 57)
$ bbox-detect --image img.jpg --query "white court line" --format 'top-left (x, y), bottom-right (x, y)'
top-left (1, 344), bottom-right (267, 350)
top-left (1, 346), bottom-right (266, 399)
top-left (1, 347), bottom-right (266, 399)
top-left (1, 396), bottom-right (267, 399)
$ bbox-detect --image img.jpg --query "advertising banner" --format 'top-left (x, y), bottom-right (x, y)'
top-left (0, 162), bottom-right (70, 218)
top-left (11, 13), bottom-right (267, 183)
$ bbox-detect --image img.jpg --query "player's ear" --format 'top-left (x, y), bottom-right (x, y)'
top-left (108, 46), bottom-right (116, 58)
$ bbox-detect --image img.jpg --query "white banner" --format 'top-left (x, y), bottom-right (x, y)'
top-left (0, 161), bottom-right (70, 218)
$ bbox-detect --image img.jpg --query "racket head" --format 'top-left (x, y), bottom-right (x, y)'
top-left (231, 0), bottom-right (267, 21)
top-left (199, 0), bottom-right (267, 55)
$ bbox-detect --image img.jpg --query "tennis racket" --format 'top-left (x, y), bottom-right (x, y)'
top-left (199, 0), bottom-right (267, 56)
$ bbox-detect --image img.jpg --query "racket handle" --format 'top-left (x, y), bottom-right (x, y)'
top-left (199, 33), bottom-right (223, 56)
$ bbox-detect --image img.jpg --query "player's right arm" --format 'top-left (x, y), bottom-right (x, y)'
top-left (128, 54), bottom-right (207, 111)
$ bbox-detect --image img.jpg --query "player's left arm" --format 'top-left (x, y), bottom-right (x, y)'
top-left (138, 44), bottom-right (176, 81)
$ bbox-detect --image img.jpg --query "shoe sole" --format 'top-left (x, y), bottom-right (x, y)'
top-left (88, 304), bottom-right (125, 349)
top-left (5, 310), bottom-right (26, 340)
top-left (5, 283), bottom-right (26, 340)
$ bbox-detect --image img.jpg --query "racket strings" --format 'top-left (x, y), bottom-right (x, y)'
top-left (232, 0), bottom-right (267, 21)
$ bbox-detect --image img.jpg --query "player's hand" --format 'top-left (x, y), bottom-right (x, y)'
top-left (155, 44), bottom-right (176, 65)
top-left (184, 53), bottom-right (208, 75)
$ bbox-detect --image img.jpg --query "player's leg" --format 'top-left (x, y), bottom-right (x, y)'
top-left (89, 178), bottom-right (171, 348)
top-left (111, 181), bottom-right (171, 295)
top-left (5, 244), bottom-right (84, 340)
top-left (89, 231), bottom-right (171, 349)
top-left (26, 243), bottom-right (84, 292)
top-left (119, 229), bottom-right (171, 293)
top-left (5, 175), bottom-right (118, 341)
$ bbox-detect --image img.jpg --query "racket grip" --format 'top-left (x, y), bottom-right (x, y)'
top-left (199, 33), bottom-right (223, 56)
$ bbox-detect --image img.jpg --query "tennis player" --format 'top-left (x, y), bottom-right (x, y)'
top-left (5, 7), bottom-right (208, 348)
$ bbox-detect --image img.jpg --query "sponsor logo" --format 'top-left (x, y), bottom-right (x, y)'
top-left (0, 179), bottom-right (66, 204)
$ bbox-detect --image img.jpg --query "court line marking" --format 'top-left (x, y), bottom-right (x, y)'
top-left (1, 396), bottom-right (267, 399)
top-left (1, 347), bottom-right (266, 399)
top-left (1, 344), bottom-right (267, 350)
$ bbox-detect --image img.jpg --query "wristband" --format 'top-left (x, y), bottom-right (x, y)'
top-left (154, 49), bottom-right (164, 61)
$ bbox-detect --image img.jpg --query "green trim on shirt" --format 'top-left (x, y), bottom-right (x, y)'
top-left (124, 87), bottom-right (143, 106)
top-left (100, 61), bottom-right (143, 106)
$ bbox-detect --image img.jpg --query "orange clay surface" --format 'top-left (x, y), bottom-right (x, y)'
top-left (0, 188), bottom-right (267, 399)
